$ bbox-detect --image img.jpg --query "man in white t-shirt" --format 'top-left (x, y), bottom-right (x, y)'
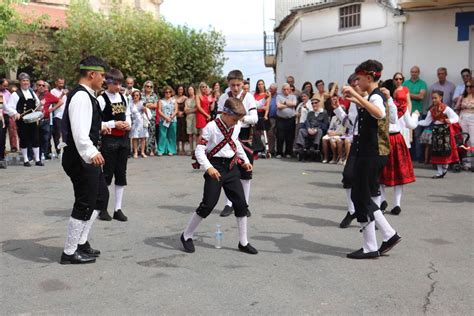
top-left (50, 78), bottom-right (68, 155)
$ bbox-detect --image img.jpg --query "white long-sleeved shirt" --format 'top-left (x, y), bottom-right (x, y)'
top-left (217, 90), bottom-right (258, 128)
top-left (418, 106), bottom-right (459, 126)
top-left (195, 120), bottom-right (250, 171)
top-left (50, 88), bottom-right (67, 119)
top-left (68, 84), bottom-right (103, 164)
top-left (97, 91), bottom-right (132, 129)
top-left (5, 88), bottom-right (41, 116)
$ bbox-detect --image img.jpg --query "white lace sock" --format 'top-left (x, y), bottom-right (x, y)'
top-left (78, 210), bottom-right (100, 245)
top-left (240, 179), bottom-right (251, 204)
top-left (183, 213), bottom-right (203, 240)
top-left (21, 148), bottom-right (28, 163)
top-left (361, 221), bottom-right (378, 253)
top-left (371, 195), bottom-right (381, 208)
top-left (64, 217), bottom-right (86, 255)
top-left (32, 147), bottom-right (40, 162)
top-left (374, 210), bottom-right (396, 242)
top-left (346, 188), bottom-right (355, 215)
top-left (393, 185), bottom-right (403, 207)
top-left (237, 216), bottom-right (249, 246)
top-left (115, 185), bottom-right (125, 211)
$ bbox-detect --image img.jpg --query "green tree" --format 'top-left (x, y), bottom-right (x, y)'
top-left (47, 0), bottom-right (226, 89)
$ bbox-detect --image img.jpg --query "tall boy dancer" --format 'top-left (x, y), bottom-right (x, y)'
top-left (181, 98), bottom-right (258, 255)
top-left (217, 70), bottom-right (258, 217)
top-left (60, 56), bottom-right (109, 264)
top-left (342, 60), bottom-right (401, 259)
top-left (97, 69), bottom-right (131, 222)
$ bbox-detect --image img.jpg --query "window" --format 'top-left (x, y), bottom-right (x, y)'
top-left (339, 4), bottom-right (361, 30)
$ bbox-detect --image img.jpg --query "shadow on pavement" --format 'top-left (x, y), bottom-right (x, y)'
top-left (294, 202), bottom-right (347, 212)
top-left (263, 213), bottom-right (340, 227)
top-left (158, 205), bottom-right (196, 214)
top-left (308, 181), bottom-right (344, 189)
top-left (1, 236), bottom-right (62, 263)
top-left (144, 233), bottom-right (236, 253)
top-left (44, 209), bottom-right (70, 217)
top-left (428, 193), bottom-right (474, 203)
top-left (252, 233), bottom-right (352, 257)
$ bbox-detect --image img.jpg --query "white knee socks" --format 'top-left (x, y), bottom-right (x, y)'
top-left (237, 216), bottom-right (249, 246)
top-left (361, 221), bottom-right (378, 253)
top-left (437, 164), bottom-right (448, 175)
top-left (225, 179), bottom-right (251, 207)
top-left (371, 195), bottom-right (381, 208)
top-left (183, 213), bottom-right (203, 240)
top-left (393, 185), bottom-right (403, 207)
top-left (21, 148), bottom-right (28, 163)
top-left (32, 147), bottom-right (40, 162)
top-left (346, 188), bottom-right (355, 215)
top-left (78, 210), bottom-right (99, 245)
top-left (64, 217), bottom-right (86, 255)
top-left (380, 185), bottom-right (386, 203)
top-left (373, 210), bottom-right (396, 242)
top-left (115, 185), bottom-right (124, 211)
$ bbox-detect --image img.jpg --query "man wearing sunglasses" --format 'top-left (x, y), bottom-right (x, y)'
top-left (453, 68), bottom-right (472, 105)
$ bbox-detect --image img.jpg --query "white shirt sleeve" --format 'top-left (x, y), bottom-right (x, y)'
top-left (444, 107), bottom-right (459, 124)
top-left (125, 96), bottom-right (132, 126)
top-left (97, 94), bottom-right (116, 128)
top-left (242, 94), bottom-right (258, 125)
top-left (387, 98), bottom-right (398, 125)
top-left (334, 106), bottom-right (347, 122)
top-left (68, 91), bottom-right (100, 164)
top-left (217, 94), bottom-right (226, 113)
top-left (195, 124), bottom-right (213, 171)
top-left (418, 110), bottom-right (433, 127)
top-left (5, 92), bottom-right (19, 116)
top-left (369, 94), bottom-right (386, 119)
top-left (402, 110), bottom-right (419, 130)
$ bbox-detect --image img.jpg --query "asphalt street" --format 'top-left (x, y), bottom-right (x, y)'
top-left (0, 156), bottom-right (473, 315)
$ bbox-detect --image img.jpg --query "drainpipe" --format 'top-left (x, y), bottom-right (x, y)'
top-left (393, 14), bottom-right (407, 72)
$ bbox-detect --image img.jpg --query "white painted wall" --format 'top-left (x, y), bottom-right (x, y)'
top-left (275, 0), bottom-right (471, 98)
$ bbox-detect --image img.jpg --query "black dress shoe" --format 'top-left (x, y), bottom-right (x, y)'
top-left (113, 209), bottom-right (128, 222)
top-left (432, 171), bottom-right (447, 179)
top-left (77, 241), bottom-right (101, 257)
top-left (379, 233), bottom-right (402, 254)
top-left (99, 210), bottom-right (112, 221)
top-left (390, 206), bottom-right (402, 215)
top-left (339, 212), bottom-right (356, 228)
top-left (380, 200), bottom-right (388, 211)
top-left (238, 243), bottom-right (258, 254)
top-left (35, 161), bottom-right (44, 166)
top-left (60, 251), bottom-right (96, 264)
top-left (347, 248), bottom-right (379, 259)
top-left (220, 205), bottom-right (234, 217)
top-left (181, 234), bottom-right (195, 253)
top-left (23, 161), bottom-right (31, 167)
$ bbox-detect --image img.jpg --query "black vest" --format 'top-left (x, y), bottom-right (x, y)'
top-left (61, 85), bottom-right (102, 151)
top-left (16, 88), bottom-right (37, 114)
top-left (101, 92), bottom-right (127, 122)
top-left (353, 88), bottom-right (390, 157)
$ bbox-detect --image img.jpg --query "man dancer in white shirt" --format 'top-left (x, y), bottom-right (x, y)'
top-left (60, 56), bottom-right (110, 264)
top-left (217, 70), bottom-right (258, 217)
top-left (50, 78), bottom-right (68, 157)
top-left (97, 69), bottom-right (131, 222)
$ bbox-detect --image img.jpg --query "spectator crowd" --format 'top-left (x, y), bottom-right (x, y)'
top-left (0, 65), bottom-right (473, 172)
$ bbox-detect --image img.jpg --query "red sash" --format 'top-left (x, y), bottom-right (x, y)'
top-left (191, 118), bottom-right (243, 169)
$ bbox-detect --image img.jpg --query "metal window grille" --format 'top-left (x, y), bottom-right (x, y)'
top-left (339, 4), bottom-right (361, 30)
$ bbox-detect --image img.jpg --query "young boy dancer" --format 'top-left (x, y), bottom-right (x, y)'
top-left (217, 70), bottom-right (258, 217)
top-left (97, 69), bottom-right (131, 222)
top-left (60, 56), bottom-right (109, 264)
top-left (342, 60), bottom-right (401, 259)
top-left (181, 97), bottom-right (258, 255)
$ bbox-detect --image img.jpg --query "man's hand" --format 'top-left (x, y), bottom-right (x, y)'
top-left (101, 125), bottom-right (111, 135)
top-left (14, 113), bottom-right (21, 121)
top-left (91, 153), bottom-right (105, 166)
top-left (264, 115), bottom-right (268, 121)
top-left (242, 163), bottom-right (253, 172)
top-left (115, 121), bottom-right (130, 130)
top-left (207, 167), bottom-right (221, 181)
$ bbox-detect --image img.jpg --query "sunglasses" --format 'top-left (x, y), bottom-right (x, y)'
top-left (311, 101), bottom-right (319, 104)
top-left (394, 78), bottom-right (404, 81)
top-left (165, 91), bottom-right (172, 94)
top-left (145, 85), bottom-right (153, 88)
top-left (466, 85), bottom-right (473, 88)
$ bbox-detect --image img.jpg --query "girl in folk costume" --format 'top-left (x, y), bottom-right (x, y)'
top-left (418, 90), bottom-right (460, 178)
top-left (379, 76), bottom-right (420, 216)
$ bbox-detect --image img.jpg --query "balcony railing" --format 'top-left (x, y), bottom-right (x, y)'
top-left (264, 32), bottom-right (276, 68)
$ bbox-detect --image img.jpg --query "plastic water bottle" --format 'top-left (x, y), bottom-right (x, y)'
top-left (215, 224), bottom-right (223, 249)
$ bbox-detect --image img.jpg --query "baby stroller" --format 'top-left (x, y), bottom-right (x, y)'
top-left (451, 123), bottom-right (472, 172)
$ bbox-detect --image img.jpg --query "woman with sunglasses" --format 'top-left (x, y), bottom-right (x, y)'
top-left (455, 78), bottom-right (474, 170)
top-left (141, 81), bottom-right (159, 156)
top-left (157, 86), bottom-right (178, 156)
